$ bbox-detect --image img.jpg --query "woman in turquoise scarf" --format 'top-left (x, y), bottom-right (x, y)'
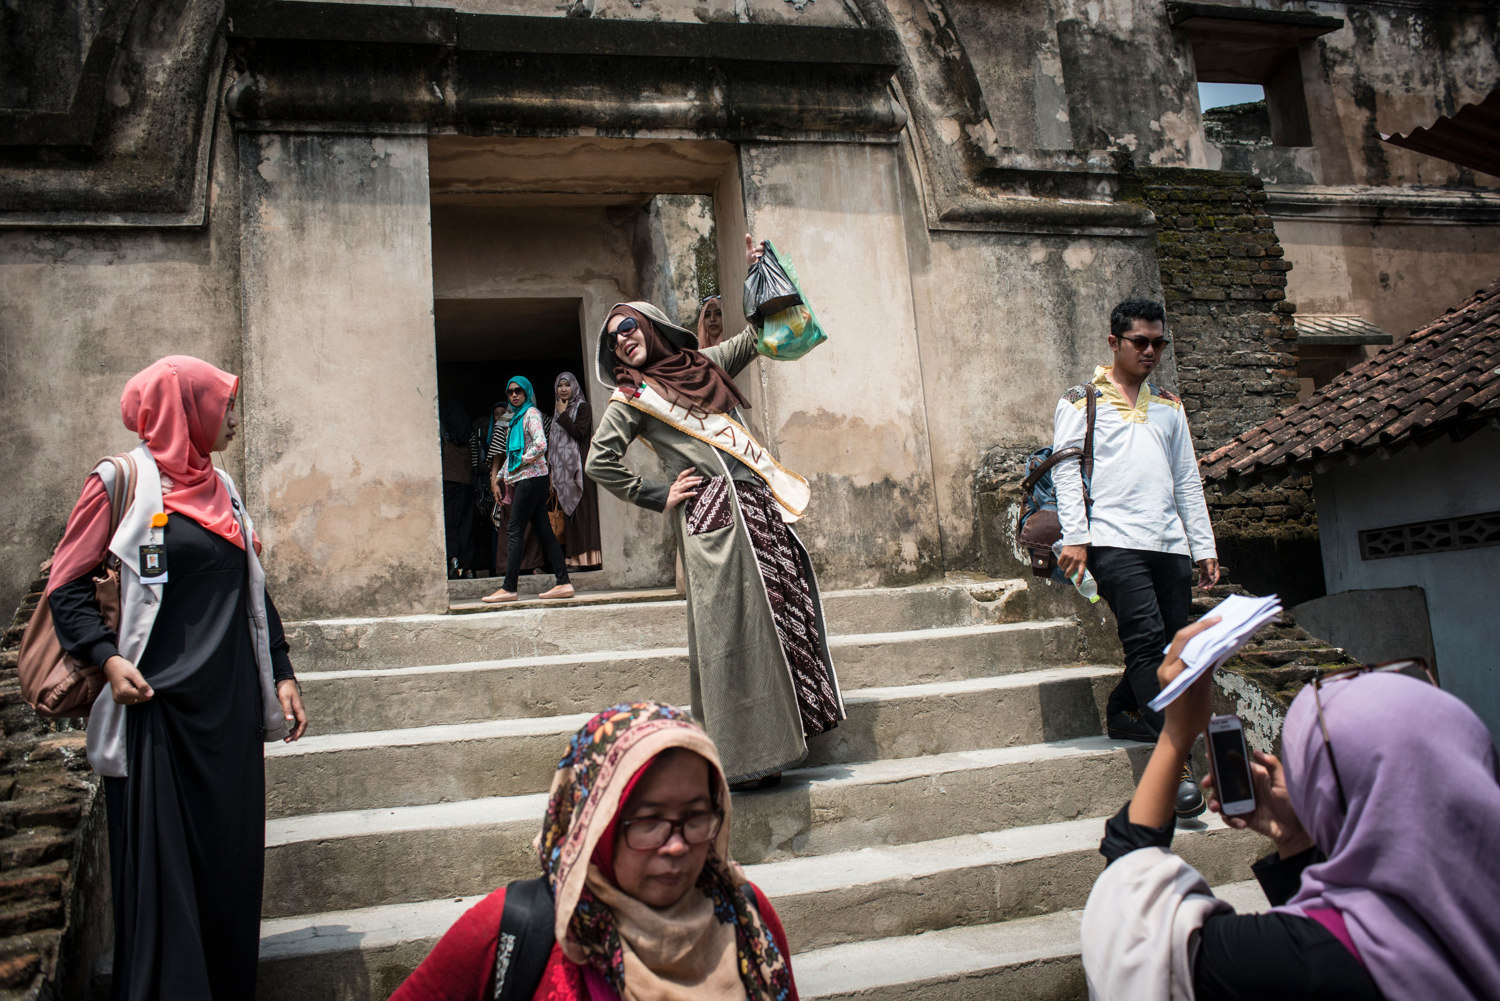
top-left (483, 376), bottom-right (573, 603)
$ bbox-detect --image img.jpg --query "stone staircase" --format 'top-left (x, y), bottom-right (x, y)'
top-left (256, 577), bottom-right (1267, 1000)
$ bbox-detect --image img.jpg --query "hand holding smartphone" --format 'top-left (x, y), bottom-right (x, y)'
top-left (1206, 714), bottom-right (1256, 816)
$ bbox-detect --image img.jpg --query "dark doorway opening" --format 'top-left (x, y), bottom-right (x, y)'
top-left (435, 296), bottom-right (590, 579)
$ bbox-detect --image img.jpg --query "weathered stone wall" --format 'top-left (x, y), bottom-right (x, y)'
top-left (1121, 165), bottom-right (1300, 455)
top-left (1117, 164), bottom-right (1323, 599)
top-left (0, 570), bottom-right (108, 1001)
top-left (0, 96), bottom-right (245, 627)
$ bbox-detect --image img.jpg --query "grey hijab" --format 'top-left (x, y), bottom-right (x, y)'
top-left (548, 372), bottom-right (586, 515)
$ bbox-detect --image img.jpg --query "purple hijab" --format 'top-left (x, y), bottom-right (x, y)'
top-left (1276, 672), bottom-right (1500, 1000)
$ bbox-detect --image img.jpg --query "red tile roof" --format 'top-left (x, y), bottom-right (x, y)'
top-left (1202, 278), bottom-right (1500, 481)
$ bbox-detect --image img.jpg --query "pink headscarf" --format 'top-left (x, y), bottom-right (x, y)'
top-left (45, 357), bottom-right (247, 596)
top-left (120, 356), bottom-right (247, 551)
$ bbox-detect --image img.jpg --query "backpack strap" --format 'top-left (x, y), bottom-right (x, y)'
top-left (1021, 385), bottom-right (1098, 504)
top-left (1081, 387), bottom-right (1096, 517)
top-left (94, 453), bottom-right (139, 566)
top-left (491, 877), bottom-right (556, 1001)
top-left (1020, 446), bottom-right (1083, 497)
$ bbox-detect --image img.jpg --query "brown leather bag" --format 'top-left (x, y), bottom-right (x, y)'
top-left (1017, 388), bottom-right (1095, 577)
top-left (546, 486), bottom-right (567, 541)
top-left (18, 455), bottom-right (137, 718)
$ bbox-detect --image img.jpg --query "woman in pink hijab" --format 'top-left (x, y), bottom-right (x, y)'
top-left (46, 355), bottom-right (307, 1001)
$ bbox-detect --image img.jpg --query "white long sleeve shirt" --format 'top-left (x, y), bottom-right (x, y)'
top-left (1051, 366), bottom-right (1217, 561)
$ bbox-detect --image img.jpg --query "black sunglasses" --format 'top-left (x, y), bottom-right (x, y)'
top-left (1119, 335), bottom-right (1170, 352)
top-left (608, 316), bottom-right (639, 349)
top-left (1312, 658), bottom-right (1436, 814)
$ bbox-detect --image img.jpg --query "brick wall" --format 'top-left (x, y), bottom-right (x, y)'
top-left (0, 569), bottom-right (106, 1001)
top-left (1120, 164), bottom-right (1324, 603)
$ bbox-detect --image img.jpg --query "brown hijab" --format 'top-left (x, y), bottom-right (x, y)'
top-left (609, 305), bottom-right (749, 415)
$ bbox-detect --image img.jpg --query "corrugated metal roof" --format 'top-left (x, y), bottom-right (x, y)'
top-left (1381, 87), bottom-right (1500, 180)
top-left (1294, 314), bottom-right (1392, 345)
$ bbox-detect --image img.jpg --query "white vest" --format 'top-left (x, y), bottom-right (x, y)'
top-left (85, 442), bottom-right (289, 777)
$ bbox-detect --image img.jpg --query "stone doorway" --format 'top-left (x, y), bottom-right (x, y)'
top-left (434, 296), bottom-right (590, 579)
top-left (427, 135), bottom-right (750, 594)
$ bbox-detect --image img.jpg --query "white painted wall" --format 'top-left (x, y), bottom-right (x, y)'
top-left (1315, 427), bottom-right (1500, 738)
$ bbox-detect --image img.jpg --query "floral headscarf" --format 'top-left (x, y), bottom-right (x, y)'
top-left (537, 702), bottom-right (793, 1001)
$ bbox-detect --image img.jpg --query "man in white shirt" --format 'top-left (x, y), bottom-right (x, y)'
top-left (1052, 299), bottom-right (1220, 818)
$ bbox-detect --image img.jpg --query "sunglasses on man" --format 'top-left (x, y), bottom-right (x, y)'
top-left (1118, 334), bottom-right (1171, 352)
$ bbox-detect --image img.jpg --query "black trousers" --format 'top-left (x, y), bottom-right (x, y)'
top-left (442, 480), bottom-right (475, 571)
top-left (503, 474), bottom-right (569, 591)
top-left (1089, 546), bottom-right (1193, 735)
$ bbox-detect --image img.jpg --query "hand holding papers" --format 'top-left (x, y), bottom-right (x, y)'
top-left (1147, 593), bottom-right (1282, 712)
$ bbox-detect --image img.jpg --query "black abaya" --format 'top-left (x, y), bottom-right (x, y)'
top-left (52, 514), bottom-right (288, 1001)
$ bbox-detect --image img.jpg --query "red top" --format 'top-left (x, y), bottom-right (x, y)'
top-left (390, 883), bottom-right (798, 1001)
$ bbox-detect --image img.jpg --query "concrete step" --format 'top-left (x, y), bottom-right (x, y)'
top-left (265, 666), bottom-right (1115, 819)
top-left (447, 573), bottom-right (649, 604)
top-left (296, 620), bottom-right (1084, 734)
top-left (261, 736), bottom-right (1148, 918)
top-left (745, 814), bottom-right (1262, 952)
top-left (256, 833), bottom-right (1266, 1001)
top-left (282, 580), bottom-right (1032, 672)
top-left (795, 880), bottom-right (1269, 1001)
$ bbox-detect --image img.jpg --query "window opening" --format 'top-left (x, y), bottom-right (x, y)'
top-left (1199, 83), bottom-right (1270, 146)
top-left (1171, 2), bottom-right (1343, 149)
top-left (1359, 511), bottom-right (1500, 561)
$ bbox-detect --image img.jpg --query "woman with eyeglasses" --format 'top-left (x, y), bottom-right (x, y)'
top-left (482, 376), bottom-right (572, 602)
top-left (584, 236), bottom-right (844, 791)
top-left (1080, 618), bottom-right (1500, 1001)
top-left (389, 701), bottom-right (799, 1001)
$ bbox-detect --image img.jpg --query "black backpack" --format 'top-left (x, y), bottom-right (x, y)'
top-left (1016, 385), bottom-right (1095, 580)
top-left (488, 878), bottom-right (761, 1000)
top-left (488, 878), bottom-right (555, 1001)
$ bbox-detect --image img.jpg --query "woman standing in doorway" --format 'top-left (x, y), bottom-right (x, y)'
top-left (696, 293), bottom-right (725, 349)
top-left (549, 371), bottom-right (602, 572)
top-left (45, 355), bottom-right (308, 1000)
top-left (483, 376), bottom-right (573, 603)
top-left (585, 236), bottom-right (843, 788)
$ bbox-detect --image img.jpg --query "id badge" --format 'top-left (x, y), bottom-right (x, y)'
top-left (138, 544), bottom-right (169, 584)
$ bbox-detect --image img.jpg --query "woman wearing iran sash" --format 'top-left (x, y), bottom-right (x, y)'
top-left (585, 236), bottom-right (843, 790)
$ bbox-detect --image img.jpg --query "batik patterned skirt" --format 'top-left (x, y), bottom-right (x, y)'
top-left (733, 479), bottom-right (843, 738)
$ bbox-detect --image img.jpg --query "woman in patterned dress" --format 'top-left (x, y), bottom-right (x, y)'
top-left (584, 237), bottom-right (843, 788)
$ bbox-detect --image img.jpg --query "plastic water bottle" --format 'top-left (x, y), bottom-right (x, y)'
top-left (1052, 540), bottom-right (1101, 603)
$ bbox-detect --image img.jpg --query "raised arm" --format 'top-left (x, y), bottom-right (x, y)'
top-left (554, 400), bottom-right (593, 444)
top-left (701, 326), bottom-right (759, 378)
top-left (585, 401), bottom-right (670, 512)
top-left (702, 233), bottom-right (771, 378)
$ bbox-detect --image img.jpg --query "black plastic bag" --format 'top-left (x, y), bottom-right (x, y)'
top-left (742, 242), bottom-right (803, 322)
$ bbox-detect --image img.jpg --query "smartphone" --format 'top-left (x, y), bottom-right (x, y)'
top-left (1206, 714), bottom-right (1256, 816)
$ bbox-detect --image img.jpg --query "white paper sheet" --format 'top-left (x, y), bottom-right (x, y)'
top-left (1147, 593), bottom-right (1282, 711)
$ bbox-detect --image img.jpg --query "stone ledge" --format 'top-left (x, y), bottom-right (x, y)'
top-left (225, 3), bottom-right (907, 140)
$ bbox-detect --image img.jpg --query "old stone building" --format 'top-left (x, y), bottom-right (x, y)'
top-left (2, 0), bottom-right (1498, 996)
top-left (3, 0), bottom-right (1497, 620)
